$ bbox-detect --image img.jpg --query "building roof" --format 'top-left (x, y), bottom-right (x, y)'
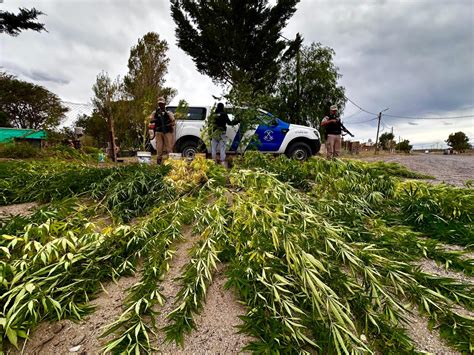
top-left (0, 127), bottom-right (47, 143)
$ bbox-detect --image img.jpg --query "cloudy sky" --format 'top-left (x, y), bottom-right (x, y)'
top-left (1, 0), bottom-right (473, 148)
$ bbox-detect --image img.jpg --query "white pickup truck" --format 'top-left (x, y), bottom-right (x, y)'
top-left (149, 106), bottom-right (321, 161)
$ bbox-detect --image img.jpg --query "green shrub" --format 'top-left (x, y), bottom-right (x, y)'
top-left (42, 146), bottom-right (86, 160)
top-left (0, 142), bottom-right (41, 159)
top-left (82, 146), bottom-right (101, 155)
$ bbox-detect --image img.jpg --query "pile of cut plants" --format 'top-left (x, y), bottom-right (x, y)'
top-left (1, 153), bottom-right (472, 354)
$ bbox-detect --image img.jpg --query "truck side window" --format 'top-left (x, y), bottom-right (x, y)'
top-left (188, 107), bottom-right (206, 120)
top-left (166, 106), bottom-right (206, 120)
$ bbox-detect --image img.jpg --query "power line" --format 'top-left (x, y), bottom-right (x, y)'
top-left (61, 100), bottom-right (92, 107)
top-left (344, 96), bottom-right (377, 115)
top-left (383, 113), bottom-right (474, 120)
top-left (380, 119), bottom-right (390, 131)
top-left (348, 117), bottom-right (378, 125)
top-left (344, 95), bottom-right (474, 120)
top-left (342, 109), bottom-right (363, 120)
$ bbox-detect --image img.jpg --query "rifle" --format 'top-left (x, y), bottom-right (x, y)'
top-left (340, 121), bottom-right (354, 137)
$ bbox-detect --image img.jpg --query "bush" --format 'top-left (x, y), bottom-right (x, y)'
top-left (82, 146), bottom-right (101, 155)
top-left (0, 143), bottom-right (105, 162)
top-left (0, 142), bottom-right (40, 159)
top-left (41, 146), bottom-right (99, 161)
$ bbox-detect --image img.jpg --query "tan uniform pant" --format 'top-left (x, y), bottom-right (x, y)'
top-left (156, 132), bottom-right (174, 161)
top-left (326, 134), bottom-right (341, 159)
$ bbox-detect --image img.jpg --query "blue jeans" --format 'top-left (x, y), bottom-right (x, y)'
top-left (211, 133), bottom-right (227, 162)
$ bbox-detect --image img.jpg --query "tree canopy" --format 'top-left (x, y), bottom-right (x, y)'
top-left (0, 8), bottom-right (46, 36)
top-left (76, 112), bottom-right (109, 147)
top-left (446, 131), bottom-right (470, 152)
top-left (267, 42), bottom-right (346, 126)
top-left (122, 32), bottom-right (176, 148)
top-left (123, 32), bottom-right (176, 104)
top-left (378, 132), bottom-right (395, 151)
top-left (395, 139), bottom-right (412, 153)
top-left (170, 0), bottom-right (299, 93)
top-left (0, 72), bottom-right (68, 129)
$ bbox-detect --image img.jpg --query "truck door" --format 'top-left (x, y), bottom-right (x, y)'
top-left (253, 114), bottom-right (289, 152)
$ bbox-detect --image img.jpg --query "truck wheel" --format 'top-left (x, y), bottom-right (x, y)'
top-left (286, 142), bottom-right (311, 161)
top-left (180, 140), bottom-right (199, 159)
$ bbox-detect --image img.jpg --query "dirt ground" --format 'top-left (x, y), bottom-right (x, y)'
top-left (12, 275), bottom-right (139, 354)
top-left (152, 226), bottom-right (252, 353)
top-left (0, 202), bottom-right (38, 218)
top-left (10, 225), bottom-right (251, 354)
top-left (359, 153), bottom-right (474, 187)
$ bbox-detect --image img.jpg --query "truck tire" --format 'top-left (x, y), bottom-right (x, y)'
top-left (180, 140), bottom-right (199, 159)
top-left (286, 142), bottom-right (312, 161)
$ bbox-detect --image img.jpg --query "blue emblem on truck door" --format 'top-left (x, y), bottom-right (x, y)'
top-left (254, 117), bottom-right (289, 151)
top-left (263, 130), bottom-right (274, 141)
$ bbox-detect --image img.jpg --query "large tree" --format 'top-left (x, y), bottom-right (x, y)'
top-left (378, 132), bottom-right (395, 151)
top-left (395, 139), bottom-right (412, 153)
top-left (122, 32), bottom-right (176, 147)
top-left (170, 0), bottom-right (299, 93)
top-left (92, 72), bottom-right (122, 160)
top-left (446, 131), bottom-right (470, 152)
top-left (0, 72), bottom-right (68, 129)
top-left (267, 42), bottom-right (346, 126)
top-left (75, 112), bottom-right (109, 147)
top-left (0, 8), bottom-right (46, 36)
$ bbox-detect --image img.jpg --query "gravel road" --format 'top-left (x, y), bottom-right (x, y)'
top-left (361, 153), bottom-right (474, 187)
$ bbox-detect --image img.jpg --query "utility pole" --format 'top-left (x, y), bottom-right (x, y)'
top-left (296, 47), bottom-right (301, 124)
top-left (390, 127), bottom-right (394, 152)
top-left (374, 108), bottom-right (389, 155)
top-left (295, 33), bottom-right (302, 125)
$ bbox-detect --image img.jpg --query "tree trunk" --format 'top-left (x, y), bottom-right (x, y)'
top-left (108, 116), bottom-right (117, 162)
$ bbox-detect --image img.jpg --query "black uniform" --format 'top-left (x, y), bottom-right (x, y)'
top-left (151, 110), bottom-right (174, 134)
top-left (212, 112), bottom-right (233, 133)
top-left (324, 113), bottom-right (343, 135)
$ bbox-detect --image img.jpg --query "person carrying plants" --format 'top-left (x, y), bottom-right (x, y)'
top-left (321, 104), bottom-right (353, 159)
top-left (150, 96), bottom-right (175, 164)
top-left (210, 102), bottom-right (237, 166)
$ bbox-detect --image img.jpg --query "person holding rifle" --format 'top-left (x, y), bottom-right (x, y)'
top-left (150, 97), bottom-right (175, 164)
top-left (321, 104), bottom-right (354, 159)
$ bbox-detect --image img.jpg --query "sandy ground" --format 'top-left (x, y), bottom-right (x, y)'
top-left (9, 225), bottom-right (250, 354)
top-left (401, 257), bottom-right (474, 354)
top-left (12, 275), bottom-right (139, 354)
top-left (0, 202), bottom-right (38, 218)
top-left (360, 153), bottom-right (474, 187)
top-left (403, 311), bottom-right (460, 355)
top-left (152, 225), bottom-right (252, 353)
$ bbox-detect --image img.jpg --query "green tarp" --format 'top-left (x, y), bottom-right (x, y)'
top-left (0, 128), bottom-right (47, 143)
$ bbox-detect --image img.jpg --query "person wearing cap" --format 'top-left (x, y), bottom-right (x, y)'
top-left (150, 97), bottom-right (175, 164)
top-left (321, 104), bottom-right (343, 159)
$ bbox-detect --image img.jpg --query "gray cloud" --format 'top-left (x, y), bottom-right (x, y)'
top-left (408, 122), bottom-right (419, 126)
top-left (29, 70), bottom-right (70, 84)
top-left (1, 61), bottom-right (70, 85)
top-left (284, 0), bottom-right (473, 146)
